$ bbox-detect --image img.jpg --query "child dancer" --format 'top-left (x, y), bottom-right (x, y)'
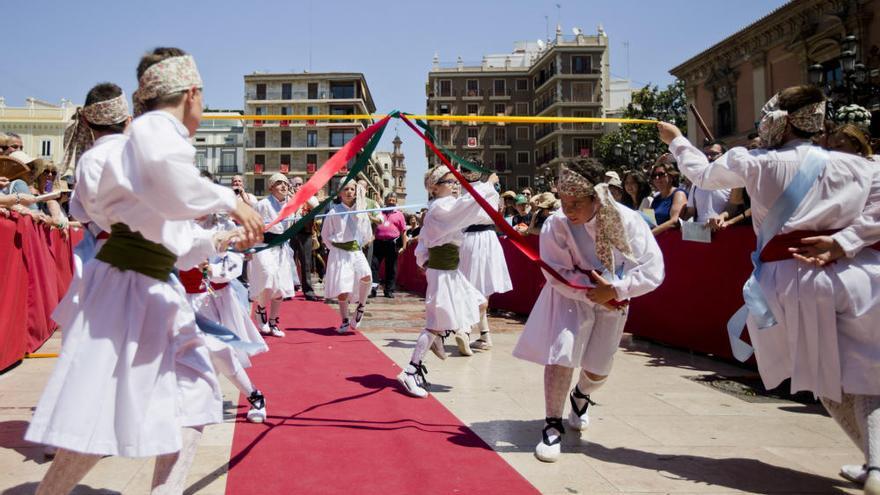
top-left (660, 85), bottom-right (880, 495)
top-left (25, 47), bottom-right (264, 494)
top-left (457, 169), bottom-right (512, 354)
top-left (248, 173), bottom-right (298, 337)
top-left (512, 159), bottom-right (663, 462)
top-left (322, 180), bottom-right (373, 333)
top-left (397, 166), bottom-right (499, 398)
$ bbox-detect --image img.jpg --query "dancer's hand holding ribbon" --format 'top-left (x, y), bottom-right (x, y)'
top-left (213, 227), bottom-right (253, 253)
top-left (230, 202), bottom-right (263, 245)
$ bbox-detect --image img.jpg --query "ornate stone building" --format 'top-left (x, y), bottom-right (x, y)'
top-left (671, 0), bottom-right (880, 145)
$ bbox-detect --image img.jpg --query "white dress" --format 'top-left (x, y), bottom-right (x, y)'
top-left (247, 195), bottom-right (298, 302)
top-left (513, 207), bottom-right (664, 374)
top-left (457, 184), bottom-right (513, 298)
top-left (415, 182), bottom-right (497, 331)
top-left (321, 201), bottom-right (373, 301)
top-left (25, 111), bottom-right (237, 457)
top-left (670, 136), bottom-right (880, 401)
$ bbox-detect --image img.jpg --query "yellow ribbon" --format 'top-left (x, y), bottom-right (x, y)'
top-left (24, 353), bottom-right (59, 359)
top-left (206, 114), bottom-right (657, 125)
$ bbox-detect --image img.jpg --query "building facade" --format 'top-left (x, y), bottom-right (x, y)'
top-left (243, 72), bottom-right (383, 198)
top-left (0, 97), bottom-right (78, 174)
top-left (670, 0), bottom-right (880, 146)
top-left (370, 135), bottom-right (408, 203)
top-left (194, 111), bottom-right (245, 186)
top-left (425, 26), bottom-right (610, 192)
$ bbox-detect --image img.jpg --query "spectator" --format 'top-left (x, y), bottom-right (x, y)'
top-left (520, 187), bottom-right (533, 201)
top-left (3, 132), bottom-right (22, 155)
top-left (231, 174), bottom-right (257, 206)
top-left (30, 159), bottom-right (68, 231)
top-left (511, 194), bottom-right (532, 233)
top-left (370, 192), bottom-right (407, 298)
top-left (746, 131), bottom-right (762, 150)
top-left (648, 162), bottom-right (687, 236)
top-left (501, 190), bottom-right (517, 222)
top-left (0, 166), bottom-right (37, 210)
top-left (526, 192), bottom-right (557, 235)
top-left (289, 175), bottom-right (320, 300)
top-left (828, 123), bottom-right (873, 157)
top-left (621, 170), bottom-right (653, 211)
top-left (604, 171), bottom-right (624, 202)
top-left (682, 140), bottom-right (731, 228)
top-left (6, 151), bottom-right (41, 216)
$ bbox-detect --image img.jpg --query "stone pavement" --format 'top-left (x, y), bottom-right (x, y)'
top-left (0, 290), bottom-right (864, 494)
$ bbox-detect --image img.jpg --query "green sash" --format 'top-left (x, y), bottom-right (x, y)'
top-left (332, 240), bottom-right (361, 252)
top-left (426, 243), bottom-right (460, 270)
top-left (95, 223), bottom-right (177, 281)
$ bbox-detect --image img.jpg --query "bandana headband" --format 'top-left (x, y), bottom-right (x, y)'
top-left (61, 93), bottom-right (130, 176)
top-left (758, 93), bottom-right (826, 148)
top-left (424, 165), bottom-right (451, 190)
top-left (132, 55), bottom-right (203, 116)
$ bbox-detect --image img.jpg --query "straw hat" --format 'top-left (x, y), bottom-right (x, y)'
top-left (268, 172), bottom-right (290, 186)
top-left (531, 192), bottom-right (557, 209)
top-left (501, 190), bottom-right (517, 200)
top-left (0, 156), bottom-right (29, 181)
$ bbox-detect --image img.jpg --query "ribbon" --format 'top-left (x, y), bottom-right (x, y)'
top-left (414, 119), bottom-right (493, 175)
top-left (399, 114), bottom-right (626, 307)
top-left (206, 114), bottom-right (658, 125)
top-left (725, 146), bottom-right (830, 362)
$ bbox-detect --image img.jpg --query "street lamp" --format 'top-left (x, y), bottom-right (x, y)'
top-left (808, 63), bottom-right (825, 86)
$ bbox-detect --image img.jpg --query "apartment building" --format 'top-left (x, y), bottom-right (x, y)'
top-left (0, 97), bottom-right (78, 175)
top-left (193, 111), bottom-right (245, 186)
top-left (243, 72), bottom-right (382, 197)
top-left (425, 26), bottom-right (610, 192)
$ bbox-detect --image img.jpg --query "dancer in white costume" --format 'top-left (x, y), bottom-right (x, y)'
top-left (512, 159), bottom-right (664, 462)
top-left (396, 166), bottom-right (498, 398)
top-left (322, 180), bottom-right (374, 333)
top-left (25, 48), bottom-right (264, 495)
top-left (659, 85), bottom-right (880, 495)
top-left (248, 173), bottom-right (298, 337)
top-left (457, 169), bottom-right (512, 354)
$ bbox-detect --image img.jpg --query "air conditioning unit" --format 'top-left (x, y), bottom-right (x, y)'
top-left (466, 137), bottom-right (478, 148)
top-left (306, 163), bottom-right (317, 173)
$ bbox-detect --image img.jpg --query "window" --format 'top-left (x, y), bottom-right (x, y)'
top-left (330, 81), bottom-right (356, 99)
top-left (282, 83), bottom-right (292, 99)
top-left (438, 103), bottom-right (450, 115)
top-left (516, 126), bottom-right (529, 140)
top-left (220, 150), bottom-right (236, 172)
top-left (517, 151), bottom-right (529, 165)
top-left (517, 176), bottom-right (531, 189)
top-left (466, 79), bottom-right (479, 96)
top-left (255, 106), bottom-right (264, 115)
top-left (255, 83), bottom-right (266, 99)
top-left (307, 131), bottom-right (318, 147)
top-left (493, 79), bottom-right (506, 96)
top-left (306, 153), bottom-right (318, 165)
top-left (306, 106), bottom-right (317, 115)
top-left (281, 106), bottom-right (290, 115)
top-left (438, 128), bottom-right (451, 145)
top-left (573, 137), bottom-right (593, 157)
top-left (573, 110), bottom-right (594, 130)
top-left (195, 151), bottom-right (207, 170)
top-left (439, 79), bottom-right (452, 97)
top-left (571, 55), bottom-right (592, 74)
top-left (572, 82), bottom-right (594, 102)
top-left (280, 153), bottom-right (291, 166)
top-left (515, 102), bottom-right (528, 115)
top-left (330, 129), bottom-right (355, 147)
top-left (716, 101), bottom-right (733, 137)
top-left (494, 103), bottom-right (505, 115)
top-left (466, 127), bottom-right (479, 147)
top-left (466, 103), bottom-right (478, 115)
top-left (494, 152), bottom-right (507, 172)
top-left (255, 153), bottom-right (265, 165)
top-left (254, 177), bottom-right (265, 196)
top-left (195, 137), bottom-right (206, 143)
top-left (41, 139), bottom-right (51, 156)
top-left (494, 126), bottom-right (506, 144)
top-left (384, 178), bottom-right (390, 188)
top-left (516, 78), bottom-right (528, 91)
top-left (280, 130), bottom-right (291, 148)
top-left (498, 175), bottom-right (508, 191)
top-left (308, 83), bottom-right (319, 99)
top-left (255, 131), bottom-right (265, 148)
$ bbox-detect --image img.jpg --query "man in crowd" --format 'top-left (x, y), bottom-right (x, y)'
top-left (231, 174), bottom-right (257, 207)
top-left (2, 132), bottom-right (23, 155)
top-left (370, 192), bottom-right (407, 298)
top-left (511, 194), bottom-right (533, 233)
top-left (289, 176), bottom-right (319, 301)
top-left (682, 139), bottom-right (731, 229)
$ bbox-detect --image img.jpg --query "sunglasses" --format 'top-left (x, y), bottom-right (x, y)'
top-left (651, 172), bottom-right (668, 179)
top-left (437, 179), bottom-right (459, 186)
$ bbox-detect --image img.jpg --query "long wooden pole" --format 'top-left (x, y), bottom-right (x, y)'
top-left (688, 103), bottom-right (714, 143)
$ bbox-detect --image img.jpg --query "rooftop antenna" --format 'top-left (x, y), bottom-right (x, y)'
top-left (308, 0), bottom-right (313, 71)
top-left (555, 3), bottom-right (562, 33)
top-left (544, 15), bottom-right (549, 42)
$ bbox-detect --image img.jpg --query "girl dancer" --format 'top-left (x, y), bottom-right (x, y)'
top-left (512, 159), bottom-right (663, 462)
top-left (397, 167), bottom-right (498, 398)
top-left (322, 180), bottom-right (373, 333)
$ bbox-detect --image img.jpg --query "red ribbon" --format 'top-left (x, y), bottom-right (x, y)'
top-left (400, 115), bottom-right (626, 307)
top-left (264, 116), bottom-right (392, 231)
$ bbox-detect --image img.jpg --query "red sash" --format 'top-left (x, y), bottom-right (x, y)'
top-left (760, 229), bottom-right (880, 262)
top-left (178, 268), bottom-right (228, 294)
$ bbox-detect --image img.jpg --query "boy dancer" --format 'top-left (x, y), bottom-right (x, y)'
top-left (512, 159), bottom-right (663, 462)
top-left (397, 166), bottom-right (498, 398)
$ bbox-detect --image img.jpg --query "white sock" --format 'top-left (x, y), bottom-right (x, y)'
top-left (573, 372), bottom-right (607, 411)
top-left (229, 366), bottom-right (255, 396)
top-left (479, 306), bottom-right (490, 334)
top-left (855, 395), bottom-right (880, 468)
top-left (151, 426), bottom-right (203, 494)
top-left (410, 329), bottom-right (437, 365)
top-left (339, 298), bottom-right (349, 322)
top-left (357, 278), bottom-right (372, 305)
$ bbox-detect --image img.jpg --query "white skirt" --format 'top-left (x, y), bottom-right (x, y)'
top-left (513, 285), bottom-right (627, 375)
top-left (750, 250), bottom-right (880, 402)
top-left (25, 260), bottom-right (223, 458)
top-left (248, 243), bottom-right (297, 302)
top-left (458, 230), bottom-right (512, 297)
top-left (425, 267), bottom-right (487, 331)
top-left (187, 287), bottom-right (268, 368)
top-left (323, 246), bottom-right (371, 301)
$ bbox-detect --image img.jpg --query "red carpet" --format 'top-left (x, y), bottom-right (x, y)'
top-left (225, 299), bottom-right (539, 494)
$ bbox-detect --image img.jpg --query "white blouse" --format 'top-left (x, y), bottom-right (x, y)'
top-left (321, 201), bottom-right (374, 247)
top-left (415, 181), bottom-right (498, 266)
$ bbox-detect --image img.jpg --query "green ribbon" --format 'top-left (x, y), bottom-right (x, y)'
top-left (413, 117), bottom-right (493, 176)
top-left (426, 243), bottom-right (460, 270)
top-left (331, 240), bottom-right (360, 251)
top-left (94, 223), bottom-right (177, 281)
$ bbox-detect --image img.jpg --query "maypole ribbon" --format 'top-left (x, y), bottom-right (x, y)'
top-left (399, 114), bottom-right (626, 307)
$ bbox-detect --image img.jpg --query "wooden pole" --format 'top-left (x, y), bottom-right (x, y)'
top-left (688, 103), bottom-right (715, 144)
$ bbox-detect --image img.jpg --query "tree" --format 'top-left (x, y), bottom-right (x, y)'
top-left (596, 80), bottom-right (687, 173)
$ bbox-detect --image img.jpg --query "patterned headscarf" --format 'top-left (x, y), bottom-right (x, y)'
top-left (557, 164), bottom-right (634, 273)
top-left (61, 94), bottom-right (129, 177)
top-left (132, 55), bottom-right (203, 116)
top-left (424, 165), bottom-right (451, 190)
top-left (758, 93), bottom-right (826, 148)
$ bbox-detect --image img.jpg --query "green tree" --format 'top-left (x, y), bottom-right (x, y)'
top-left (596, 80), bottom-right (687, 173)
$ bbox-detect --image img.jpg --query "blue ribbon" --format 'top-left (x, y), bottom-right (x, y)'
top-left (726, 146), bottom-right (829, 362)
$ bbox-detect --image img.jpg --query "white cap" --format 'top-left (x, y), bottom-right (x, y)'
top-left (8, 150), bottom-right (34, 165)
top-left (604, 170), bottom-right (622, 189)
top-left (268, 172), bottom-right (289, 186)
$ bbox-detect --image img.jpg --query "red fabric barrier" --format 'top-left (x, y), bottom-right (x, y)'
top-left (396, 227), bottom-right (756, 361)
top-left (0, 214), bottom-right (81, 371)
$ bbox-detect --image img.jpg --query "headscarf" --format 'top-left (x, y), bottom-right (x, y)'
top-left (557, 163), bottom-right (634, 273)
top-left (424, 165), bottom-right (451, 190)
top-left (61, 93), bottom-right (129, 177)
top-left (132, 55), bottom-right (203, 117)
top-left (758, 92), bottom-right (826, 148)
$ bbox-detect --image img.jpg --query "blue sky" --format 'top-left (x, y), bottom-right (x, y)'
top-left (3, 0), bottom-right (786, 203)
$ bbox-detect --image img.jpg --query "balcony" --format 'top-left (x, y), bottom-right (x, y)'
top-left (488, 88), bottom-right (512, 100)
top-left (217, 165), bottom-right (239, 174)
top-left (245, 90), bottom-right (362, 102)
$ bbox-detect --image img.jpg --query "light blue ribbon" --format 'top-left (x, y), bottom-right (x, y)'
top-left (726, 146), bottom-right (829, 362)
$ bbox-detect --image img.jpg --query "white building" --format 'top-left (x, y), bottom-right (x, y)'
top-left (0, 97), bottom-right (78, 174)
top-left (193, 111), bottom-right (245, 186)
top-left (607, 78), bottom-right (636, 118)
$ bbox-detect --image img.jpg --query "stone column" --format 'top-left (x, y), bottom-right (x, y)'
top-left (750, 51), bottom-right (767, 125)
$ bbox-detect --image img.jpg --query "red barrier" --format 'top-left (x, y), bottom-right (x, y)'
top-left (0, 214), bottom-right (81, 371)
top-left (396, 227), bottom-right (756, 361)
